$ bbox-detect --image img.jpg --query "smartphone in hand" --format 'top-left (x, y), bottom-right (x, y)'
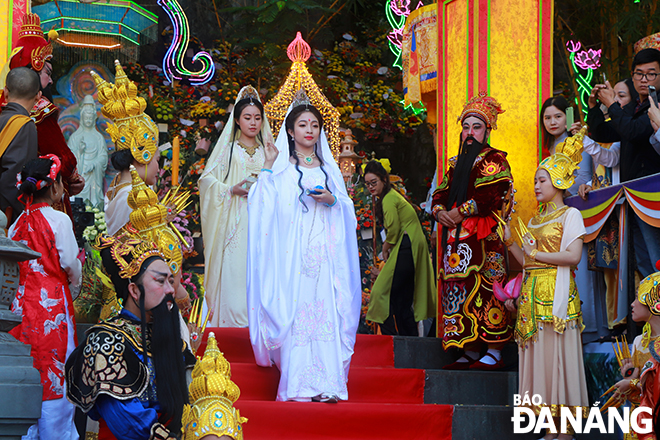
top-left (305, 185), bottom-right (325, 196)
top-left (649, 86), bottom-right (658, 106)
top-left (565, 106), bottom-right (574, 132)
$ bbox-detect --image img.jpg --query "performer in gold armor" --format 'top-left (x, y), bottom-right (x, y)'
top-left (66, 235), bottom-right (195, 439)
top-left (504, 129), bottom-right (590, 440)
top-left (604, 266), bottom-right (660, 440)
top-left (89, 61), bottom-right (191, 323)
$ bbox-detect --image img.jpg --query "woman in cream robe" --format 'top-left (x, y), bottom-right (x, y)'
top-left (199, 86), bottom-right (272, 327)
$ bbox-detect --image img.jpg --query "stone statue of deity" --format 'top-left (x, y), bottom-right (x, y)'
top-left (67, 94), bottom-right (108, 207)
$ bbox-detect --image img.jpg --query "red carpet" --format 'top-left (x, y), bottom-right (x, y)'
top-left (201, 328), bottom-right (453, 440)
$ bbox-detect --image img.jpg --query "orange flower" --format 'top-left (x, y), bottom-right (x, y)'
top-left (448, 253), bottom-right (461, 268)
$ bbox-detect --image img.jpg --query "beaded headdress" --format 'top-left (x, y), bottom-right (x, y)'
top-left (458, 91), bottom-right (505, 130)
top-left (9, 13), bottom-right (58, 72)
top-left (125, 166), bottom-right (189, 275)
top-left (292, 89), bottom-right (311, 109)
top-left (95, 234), bottom-right (165, 279)
top-left (182, 332), bottom-right (247, 440)
top-left (238, 85), bottom-right (259, 105)
top-left (634, 32), bottom-right (660, 54)
top-left (91, 60), bottom-right (158, 165)
top-left (538, 126), bottom-right (587, 190)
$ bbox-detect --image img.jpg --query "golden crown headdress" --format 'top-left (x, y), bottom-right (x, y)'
top-left (458, 91), bottom-right (505, 130)
top-left (9, 13), bottom-right (58, 72)
top-left (538, 126), bottom-right (587, 190)
top-left (639, 268), bottom-right (660, 316)
top-left (182, 332), bottom-right (247, 440)
top-left (125, 166), bottom-right (190, 275)
top-left (91, 60), bottom-right (158, 165)
top-left (94, 234), bottom-right (165, 279)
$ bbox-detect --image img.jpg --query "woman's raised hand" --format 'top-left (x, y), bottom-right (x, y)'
top-left (263, 140), bottom-right (279, 169)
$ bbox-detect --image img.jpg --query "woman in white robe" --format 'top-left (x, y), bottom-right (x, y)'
top-left (199, 86), bottom-right (272, 327)
top-left (247, 102), bottom-right (361, 402)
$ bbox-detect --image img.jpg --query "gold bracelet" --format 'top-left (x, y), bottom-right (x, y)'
top-left (529, 249), bottom-right (538, 261)
top-left (629, 378), bottom-right (640, 390)
top-left (504, 236), bottom-right (515, 247)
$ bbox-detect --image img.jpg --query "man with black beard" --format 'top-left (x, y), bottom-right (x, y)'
top-left (431, 92), bottom-right (514, 370)
top-left (3, 13), bottom-right (85, 221)
top-left (66, 237), bottom-right (195, 440)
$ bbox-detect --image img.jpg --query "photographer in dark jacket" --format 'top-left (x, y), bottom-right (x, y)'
top-left (588, 48), bottom-right (660, 278)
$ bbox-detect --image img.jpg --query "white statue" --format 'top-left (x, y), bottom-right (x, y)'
top-left (68, 94), bottom-right (108, 207)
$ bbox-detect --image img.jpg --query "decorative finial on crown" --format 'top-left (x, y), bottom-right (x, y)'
top-left (182, 333), bottom-right (247, 440)
top-left (287, 32), bottom-right (311, 63)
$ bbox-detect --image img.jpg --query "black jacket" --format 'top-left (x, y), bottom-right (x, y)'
top-left (0, 102), bottom-right (38, 223)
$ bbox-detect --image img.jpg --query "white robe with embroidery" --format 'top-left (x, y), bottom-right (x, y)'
top-left (247, 132), bottom-right (361, 401)
top-left (199, 141), bottom-right (264, 327)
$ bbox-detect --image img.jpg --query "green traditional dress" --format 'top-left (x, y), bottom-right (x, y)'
top-left (367, 189), bottom-right (436, 324)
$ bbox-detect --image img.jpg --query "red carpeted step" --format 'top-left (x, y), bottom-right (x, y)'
top-left (201, 327), bottom-right (395, 367)
top-left (231, 363), bottom-right (425, 404)
top-left (234, 401), bottom-right (453, 440)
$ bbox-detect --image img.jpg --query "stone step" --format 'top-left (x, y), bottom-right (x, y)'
top-left (393, 335), bottom-right (519, 370)
top-left (425, 369), bottom-right (518, 406)
top-left (451, 405), bottom-right (618, 440)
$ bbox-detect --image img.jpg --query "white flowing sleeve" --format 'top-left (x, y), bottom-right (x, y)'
top-left (583, 136), bottom-right (620, 168)
top-left (42, 208), bottom-right (82, 289)
top-left (326, 179), bottom-right (361, 377)
top-left (246, 169), bottom-right (292, 366)
top-left (551, 207), bottom-right (586, 329)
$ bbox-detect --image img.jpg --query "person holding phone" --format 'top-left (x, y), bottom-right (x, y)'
top-left (246, 97), bottom-right (361, 402)
top-left (588, 47), bottom-right (660, 279)
top-left (199, 86), bottom-right (273, 327)
top-left (539, 96), bottom-right (592, 196)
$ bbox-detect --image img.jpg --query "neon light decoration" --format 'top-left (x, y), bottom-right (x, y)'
top-left (566, 40), bottom-right (600, 114)
top-left (385, 0), bottom-right (423, 70)
top-left (265, 32), bottom-right (341, 157)
top-left (158, 0), bottom-right (215, 85)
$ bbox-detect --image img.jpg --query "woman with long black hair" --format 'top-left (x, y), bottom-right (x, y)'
top-left (199, 86), bottom-right (272, 327)
top-left (247, 98), bottom-right (361, 402)
top-left (364, 160), bottom-right (436, 336)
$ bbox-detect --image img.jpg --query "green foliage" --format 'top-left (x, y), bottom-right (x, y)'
top-left (556, 0), bottom-right (660, 87)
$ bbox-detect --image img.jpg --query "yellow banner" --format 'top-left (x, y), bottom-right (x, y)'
top-left (403, 4), bottom-right (438, 107)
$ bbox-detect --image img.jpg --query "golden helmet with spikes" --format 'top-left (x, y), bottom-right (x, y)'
top-left (537, 126), bottom-right (587, 190)
top-left (182, 332), bottom-right (247, 440)
top-left (125, 166), bottom-right (184, 275)
top-left (91, 60), bottom-right (158, 164)
top-left (639, 269), bottom-right (660, 316)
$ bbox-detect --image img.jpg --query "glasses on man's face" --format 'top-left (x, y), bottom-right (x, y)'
top-left (365, 179), bottom-right (380, 189)
top-left (633, 71), bottom-right (659, 81)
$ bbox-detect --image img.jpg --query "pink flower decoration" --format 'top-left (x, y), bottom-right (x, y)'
top-left (574, 49), bottom-right (602, 70)
top-left (390, 0), bottom-right (411, 16)
top-left (387, 28), bottom-right (403, 49)
top-left (566, 40), bottom-right (581, 53)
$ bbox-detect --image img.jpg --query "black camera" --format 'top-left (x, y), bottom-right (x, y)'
top-left (71, 198), bottom-right (95, 247)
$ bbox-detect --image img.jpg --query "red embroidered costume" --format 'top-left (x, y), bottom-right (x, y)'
top-left (432, 92), bottom-right (514, 351)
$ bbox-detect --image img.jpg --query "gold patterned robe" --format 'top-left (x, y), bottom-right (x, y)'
top-left (516, 205), bottom-right (589, 420)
